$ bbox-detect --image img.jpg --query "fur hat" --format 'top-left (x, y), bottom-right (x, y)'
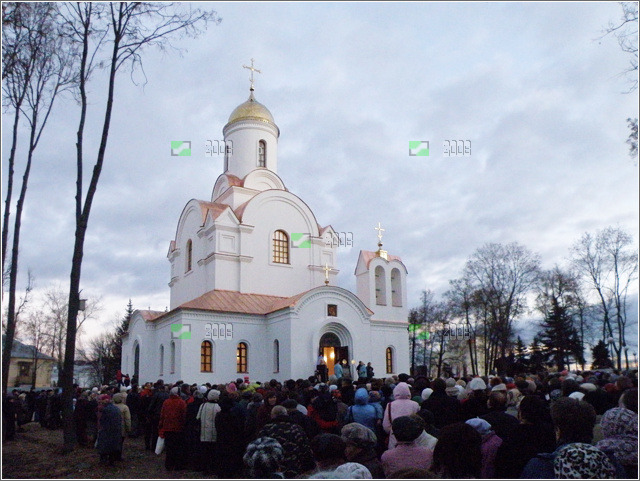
top-left (491, 383), bottom-right (507, 392)
top-left (445, 378), bottom-right (456, 388)
top-left (333, 462), bottom-right (373, 479)
top-left (207, 389), bottom-right (220, 401)
top-left (468, 377), bottom-right (487, 391)
top-left (341, 422), bottom-right (377, 448)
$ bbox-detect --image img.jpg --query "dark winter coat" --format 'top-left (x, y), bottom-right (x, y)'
top-left (421, 390), bottom-right (461, 429)
top-left (97, 403), bottom-right (122, 454)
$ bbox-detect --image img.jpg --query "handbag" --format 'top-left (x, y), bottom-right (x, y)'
top-left (155, 436), bottom-right (165, 455)
top-left (383, 402), bottom-right (392, 448)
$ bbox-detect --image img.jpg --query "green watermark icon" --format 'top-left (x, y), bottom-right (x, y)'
top-left (409, 323), bottom-right (430, 340)
top-left (171, 141), bottom-right (191, 156)
top-left (409, 141), bottom-right (429, 156)
top-left (171, 323), bottom-right (191, 339)
top-left (291, 233), bottom-right (311, 248)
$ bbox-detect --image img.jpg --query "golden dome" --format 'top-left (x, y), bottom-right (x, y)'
top-left (227, 92), bottom-right (275, 125)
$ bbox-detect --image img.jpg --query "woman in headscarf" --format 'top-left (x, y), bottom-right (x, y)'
top-left (595, 407), bottom-right (638, 478)
top-left (197, 389), bottom-right (221, 475)
top-left (215, 395), bottom-right (246, 478)
top-left (382, 382), bottom-right (420, 449)
top-left (112, 392), bottom-right (131, 460)
top-left (96, 395), bottom-right (122, 465)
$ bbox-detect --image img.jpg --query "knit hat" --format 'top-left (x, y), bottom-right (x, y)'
top-left (596, 407), bottom-right (638, 466)
top-left (208, 389), bottom-right (220, 401)
top-left (243, 437), bottom-right (284, 476)
top-left (392, 416), bottom-right (422, 443)
top-left (421, 388), bottom-right (433, 400)
top-left (580, 383), bottom-right (597, 392)
top-left (333, 462), bottom-right (373, 479)
top-left (466, 417), bottom-right (492, 436)
top-left (170, 386), bottom-right (180, 396)
top-left (226, 382), bottom-right (237, 393)
top-left (553, 443), bottom-right (616, 478)
top-left (199, 385), bottom-right (207, 394)
top-left (468, 377), bottom-right (487, 391)
top-left (445, 378), bottom-right (456, 388)
top-left (341, 422), bottom-right (377, 448)
top-left (491, 383), bottom-right (507, 392)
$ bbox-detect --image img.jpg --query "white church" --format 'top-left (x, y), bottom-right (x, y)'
top-left (121, 65), bottom-right (410, 384)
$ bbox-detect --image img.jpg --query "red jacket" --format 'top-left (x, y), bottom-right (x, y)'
top-left (158, 394), bottom-right (186, 436)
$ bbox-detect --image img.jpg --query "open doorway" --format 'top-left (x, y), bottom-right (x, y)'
top-left (319, 332), bottom-right (348, 378)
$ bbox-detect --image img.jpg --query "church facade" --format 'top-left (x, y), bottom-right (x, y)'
top-left (121, 75), bottom-right (410, 384)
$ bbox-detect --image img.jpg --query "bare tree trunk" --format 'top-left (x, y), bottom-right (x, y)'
top-left (2, 122), bottom-right (37, 395)
top-left (61, 25), bottom-right (119, 453)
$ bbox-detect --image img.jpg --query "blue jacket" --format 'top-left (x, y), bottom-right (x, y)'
top-left (345, 388), bottom-right (378, 431)
top-left (333, 363), bottom-right (343, 379)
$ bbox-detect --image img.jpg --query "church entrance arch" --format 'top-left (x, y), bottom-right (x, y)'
top-left (318, 323), bottom-right (352, 379)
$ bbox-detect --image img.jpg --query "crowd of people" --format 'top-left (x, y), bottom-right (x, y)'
top-left (3, 367), bottom-right (638, 479)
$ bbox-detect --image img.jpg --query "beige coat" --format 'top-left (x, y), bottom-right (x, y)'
top-left (112, 392), bottom-right (132, 437)
top-left (197, 401), bottom-right (221, 442)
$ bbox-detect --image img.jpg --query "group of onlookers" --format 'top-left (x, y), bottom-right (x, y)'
top-left (3, 368), bottom-right (638, 479)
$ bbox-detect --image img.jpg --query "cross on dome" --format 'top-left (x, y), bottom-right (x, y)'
top-left (324, 262), bottom-right (331, 285)
top-left (243, 58), bottom-right (261, 92)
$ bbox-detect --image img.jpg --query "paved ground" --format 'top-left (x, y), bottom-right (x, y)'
top-left (2, 423), bottom-right (212, 479)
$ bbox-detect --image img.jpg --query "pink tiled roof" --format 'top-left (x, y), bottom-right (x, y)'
top-left (197, 201), bottom-right (229, 225)
top-left (139, 310), bottom-right (165, 322)
top-left (178, 289), bottom-right (310, 315)
top-left (360, 250), bottom-right (402, 268)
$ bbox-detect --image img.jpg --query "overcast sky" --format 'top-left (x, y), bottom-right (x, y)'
top-left (2, 2), bottom-right (638, 350)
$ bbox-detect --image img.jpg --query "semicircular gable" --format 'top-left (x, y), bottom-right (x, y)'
top-left (240, 190), bottom-right (320, 236)
top-left (173, 199), bottom-right (201, 246)
top-left (243, 169), bottom-right (286, 191)
top-left (292, 286), bottom-right (372, 319)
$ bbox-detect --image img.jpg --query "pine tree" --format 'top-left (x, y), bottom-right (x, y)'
top-left (591, 340), bottom-right (614, 369)
top-left (529, 335), bottom-right (545, 372)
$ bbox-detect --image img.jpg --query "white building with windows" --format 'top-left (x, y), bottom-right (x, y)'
top-left (121, 79), bottom-right (410, 385)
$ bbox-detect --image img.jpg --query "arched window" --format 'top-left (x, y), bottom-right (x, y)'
top-left (375, 265), bottom-right (387, 305)
top-left (134, 343), bottom-right (140, 381)
top-left (386, 346), bottom-right (394, 374)
top-left (391, 268), bottom-right (402, 307)
top-left (273, 340), bottom-right (280, 373)
top-left (237, 342), bottom-right (248, 373)
top-left (272, 230), bottom-right (289, 264)
top-left (258, 140), bottom-right (266, 167)
top-left (159, 345), bottom-right (165, 376)
top-left (186, 239), bottom-right (193, 272)
top-left (201, 340), bottom-right (213, 372)
top-left (170, 341), bottom-right (176, 374)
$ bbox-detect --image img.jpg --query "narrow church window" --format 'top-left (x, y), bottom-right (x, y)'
top-left (272, 230), bottom-right (290, 264)
top-left (159, 345), bottom-right (164, 376)
top-left (258, 140), bottom-right (266, 167)
top-left (237, 342), bottom-right (248, 373)
top-left (201, 340), bottom-right (213, 372)
top-left (386, 346), bottom-right (394, 374)
top-left (375, 265), bottom-right (387, 305)
top-left (391, 268), bottom-right (402, 307)
top-left (186, 239), bottom-right (193, 272)
top-left (170, 341), bottom-right (176, 374)
top-left (273, 340), bottom-right (280, 373)
top-left (327, 304), bottom-right (338, 317)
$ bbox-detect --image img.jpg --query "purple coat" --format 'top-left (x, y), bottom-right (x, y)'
top-left (480, 432), bottom-right (503, 478)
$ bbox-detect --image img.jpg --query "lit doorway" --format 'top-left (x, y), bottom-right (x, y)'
top-left (319, 332), bottom-right (348, 378)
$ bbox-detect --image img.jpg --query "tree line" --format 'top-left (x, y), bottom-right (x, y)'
top-left (2, 2), bottom-right (220, 453)
top-left (409, 226), bottom-right (638, 377)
